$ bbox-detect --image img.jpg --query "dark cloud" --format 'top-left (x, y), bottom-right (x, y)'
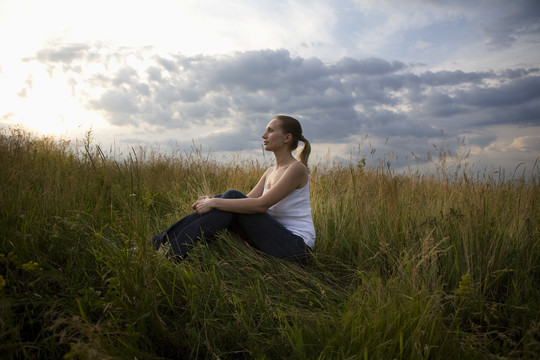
top-left (482, 0), bottom-right (540, 48)
top-left (147, 66), bottom-right (162, 82)
top-left (156, 56), bottom-right (178, 73)
top-left (502, 68), bottom-right (539, 79)
top-left (419, 70), bottom-right (493, 86)
top-left (207, 49), bottom-right (297, 91)
top-left (467, 134), bottom-right (498, 148)
top-left (28, 44), bottom-right (540, 161)
top-left (94, 89), bottom-right (139, 115)
top-left (34, 43), bottom-right (90, 64)
top-left (332, 57), bottom-right (406, 76)
top-left (421, 91), bottom-right (471, 118)
top-left (460, 76), bottom-right (540, 108)
top-left (135, 83), bottom-right (151, 96)
top-left (100, 50), bottom-right (538, 151)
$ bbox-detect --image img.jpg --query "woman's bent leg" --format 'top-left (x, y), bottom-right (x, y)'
top-left (155, 190), bottom-right (246, 258)
top-left (168, 209), bottom-right (235, 257)
top-left (152, 212), bottom-right (200, 250)
top-left (236, 213), bottom-right (311, 261)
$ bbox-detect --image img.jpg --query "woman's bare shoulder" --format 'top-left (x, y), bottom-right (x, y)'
top-left (289, 161), bottom-right (308, 173)
top-left (286, 161), bottom-right (308, 188)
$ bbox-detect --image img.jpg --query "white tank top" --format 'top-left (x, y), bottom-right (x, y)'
top-left (263, 169), bottom-right (316, 248)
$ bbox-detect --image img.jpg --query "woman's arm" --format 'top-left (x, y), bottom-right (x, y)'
top-left (247, 167), bottom-right (272, 198)
top-left (193, 162), bottom-right (307, 215)
top-left (191, 168), bottom-right (270, 212)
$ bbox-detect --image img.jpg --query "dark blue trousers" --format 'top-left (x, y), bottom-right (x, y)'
top-left (152, 190), bottom-right (311, 262)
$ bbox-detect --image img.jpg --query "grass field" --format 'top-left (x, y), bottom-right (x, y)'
top-left (1, 127), bottom-right (539, 359)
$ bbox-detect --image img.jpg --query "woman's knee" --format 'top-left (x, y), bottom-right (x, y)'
top-left (222, 189), bottom-right (247, 199)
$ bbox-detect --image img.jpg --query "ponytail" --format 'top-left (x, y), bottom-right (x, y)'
top-left (298, 135), bottom-right (311, 167)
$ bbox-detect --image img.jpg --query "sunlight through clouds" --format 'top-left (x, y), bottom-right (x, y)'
top-left (8, 70), bottom-right (103, 137)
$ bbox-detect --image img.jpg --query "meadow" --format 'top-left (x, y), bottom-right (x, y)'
top-left (1, 127), bottom-right (539, 359)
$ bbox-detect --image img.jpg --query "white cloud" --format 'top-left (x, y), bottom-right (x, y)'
top-left (510, 136), bottom-right (540, 152)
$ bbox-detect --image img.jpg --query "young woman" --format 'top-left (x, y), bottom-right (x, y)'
top-left (152, 115), bottom-right (315, 262)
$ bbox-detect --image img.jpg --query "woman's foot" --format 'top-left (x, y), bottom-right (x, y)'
top-left (152, 233), bottom-right (165, 250)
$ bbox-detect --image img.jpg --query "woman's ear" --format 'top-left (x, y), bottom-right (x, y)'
top-left (284, 133), bottom-right (292, 144)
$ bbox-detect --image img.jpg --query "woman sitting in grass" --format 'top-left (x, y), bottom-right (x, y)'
top-left (152, 115), bottom-right (315, 262)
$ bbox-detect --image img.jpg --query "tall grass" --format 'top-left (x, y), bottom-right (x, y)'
top-left (1, 127), bottom-right (539, 359)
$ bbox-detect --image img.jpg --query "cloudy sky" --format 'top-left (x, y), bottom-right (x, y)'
top-left (1, 0), bottom-right (539, 177)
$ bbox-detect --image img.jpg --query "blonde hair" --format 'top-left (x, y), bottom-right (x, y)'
top-left (273, 115), bottom-right (311, 167)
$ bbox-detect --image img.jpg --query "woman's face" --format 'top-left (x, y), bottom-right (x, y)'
top-left (262, 118), bottom-right (290, 151)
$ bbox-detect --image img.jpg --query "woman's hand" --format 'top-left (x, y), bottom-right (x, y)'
top-left (192, 195), bottom-right (211, 210)
top-left (193, 195), bottom-right (210, 204)
top-left (192, 196), bottom-right (214, 215)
